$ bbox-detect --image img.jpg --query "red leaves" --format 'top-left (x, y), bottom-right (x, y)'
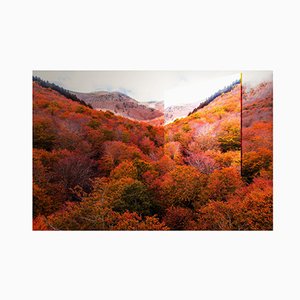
top-left (197, 178), bottom-right (273, 230)
top-left (163, 207), bottom-right (196, 230)
top-left (159, 165), bottom-right (208, 209)
top-left (32, 80), bottom-right (273, 230)
top-left (185, 152), bottom-right (219, 174)
top-left (110, 160), bottom-right (138, 180)
top-left (112, 212), bottom-right (168, 230)
top-left (207, 167), bottom-right (244, 202)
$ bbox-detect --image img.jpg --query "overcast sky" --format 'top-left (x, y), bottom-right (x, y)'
top-left (242, 71), bottom-right (273, 88)
top-left (33, 71), bottom-right (272, 106)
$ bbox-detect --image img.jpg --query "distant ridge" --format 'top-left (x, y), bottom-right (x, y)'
top-left (73, 90), bottom-right (163, 121)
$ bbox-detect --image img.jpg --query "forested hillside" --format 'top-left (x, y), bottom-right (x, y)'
top-left (33, 80), bottom-right (272, 230)
top-left (242, 82), bottom-right (273, 183)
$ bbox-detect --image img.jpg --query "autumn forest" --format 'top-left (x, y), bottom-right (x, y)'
top-left (33, 72), bottom-right (273, 230)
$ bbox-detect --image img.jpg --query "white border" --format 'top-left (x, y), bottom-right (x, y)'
top-left (1, 1), bottom-right (300, 299)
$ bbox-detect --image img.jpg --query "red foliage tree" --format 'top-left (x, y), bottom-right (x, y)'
top-left (163, 207), bottom-right (196, 230)
top-left (207, 167), bottom-right (243, 201)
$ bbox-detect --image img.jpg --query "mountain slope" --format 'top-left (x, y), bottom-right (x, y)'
top-left (164, 80), bottom-right (240, 124)
top-left (189, 80), bottom-right (240, 116)
top-left (33, 80), bottom-right (273, 231)
top-left (143, 100), bottom-right (164, 113)
top-left (74, 91), bottom-right (163, 121)
top-left (33, 76), bottom-right (92, 108)
top-left (165, 84), bottom-right (242, 152)
top-left (241, 81), bottom-right (273, 182)
top-left (164, 102), bottom-right (199, 124)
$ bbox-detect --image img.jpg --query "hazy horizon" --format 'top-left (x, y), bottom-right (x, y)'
top-left (33, 71), bottom-right (272, 107)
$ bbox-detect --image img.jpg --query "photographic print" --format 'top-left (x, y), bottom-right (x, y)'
top-left (32, 71), bottom-right (273, 230)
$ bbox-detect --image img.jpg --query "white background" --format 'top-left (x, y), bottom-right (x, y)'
top-left (1, 0), bottom-right (300, 299)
